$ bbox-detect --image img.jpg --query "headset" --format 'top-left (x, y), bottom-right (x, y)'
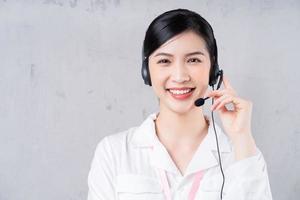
top-left (141, 41), bottom-right (226, 199)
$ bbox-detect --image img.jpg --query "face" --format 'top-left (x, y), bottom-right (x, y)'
top-left (148, 30), bottom-right (211, 115)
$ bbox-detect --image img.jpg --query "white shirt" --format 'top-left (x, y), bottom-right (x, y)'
top-left (87, 112), bottom-right (273, 200)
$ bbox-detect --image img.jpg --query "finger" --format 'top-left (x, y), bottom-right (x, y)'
top-left (223, 75), bottom-right (234, 90)
top-left (216, 96), bottom-right (247, 112)
top-left (231, 96), bottom-right (248, 111)
top-left (206, 88), bottom-right (235, 98)
top-left (206, 90), bottom-right (225, 98)
top-left (218, 104), bottom-right (232, 114)
top-left (211, 94), bottom-right (230, 110)
top-left (215, 96), bottom-right (235, 111)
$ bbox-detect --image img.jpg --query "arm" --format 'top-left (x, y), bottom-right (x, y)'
top-left (223, 146), bottom-right (273, 200)
top-left (231, 132), bottom-right (257, 161)
top-left (207, 76), bottom-right (273, 199)
top-left (87, 137), bottom-right (116, 200)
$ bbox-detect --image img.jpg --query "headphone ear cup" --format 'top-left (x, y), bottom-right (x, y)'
top-left (141, 58), bottom-right (152, 86)
top-left (209, 63), bottom-right (219, 87)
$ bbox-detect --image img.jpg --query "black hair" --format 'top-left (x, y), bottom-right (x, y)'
top-left (142, 8), bottom-right (219, 86)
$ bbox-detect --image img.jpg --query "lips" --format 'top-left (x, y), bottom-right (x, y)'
top-left (166, 87), bottom-right (196, 100)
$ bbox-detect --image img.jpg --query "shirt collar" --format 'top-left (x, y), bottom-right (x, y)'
top-left (130, 112), bottom-right (232, 176)
top-left (131, 112), bottom-right (161, 148)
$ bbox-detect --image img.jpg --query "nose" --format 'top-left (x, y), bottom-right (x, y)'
top-left (171, 61), bottom-right (191, 83)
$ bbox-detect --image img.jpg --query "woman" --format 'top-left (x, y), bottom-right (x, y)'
top-left (87, 8), bottom-right (273, 200)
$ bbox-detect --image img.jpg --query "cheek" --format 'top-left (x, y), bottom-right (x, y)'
top-left (192, 67), bottom-right (210, 84)
top-left (150, 72), bottom-right (170, 98)
top-left (152, 74), bottom-right (167, 93)
top-left (149, 67), bottom-right (167, 85)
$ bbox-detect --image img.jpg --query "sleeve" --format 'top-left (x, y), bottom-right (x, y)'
top-left (87, 136), bottom-right (117, 200)
top-left (223, 147), bottom-right (273, 200)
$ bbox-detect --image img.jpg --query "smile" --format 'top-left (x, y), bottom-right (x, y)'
top-left (166, 88), bottom-right (195, 100)
top-left (169, 88), bottom-right (192, 94)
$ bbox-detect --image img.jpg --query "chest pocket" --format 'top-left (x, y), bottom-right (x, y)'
top-left (196, 174), bottom-right (223, 199)
top-left (116, 174), bottom-right (164, 200)
top-left (200, 173), bottom-right (223, 192)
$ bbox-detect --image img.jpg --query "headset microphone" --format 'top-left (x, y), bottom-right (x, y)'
top-left (194, 97), bottom-right (210, 107)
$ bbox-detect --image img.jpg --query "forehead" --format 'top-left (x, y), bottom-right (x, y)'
top-left (151, 30), bottom-right (209, 57)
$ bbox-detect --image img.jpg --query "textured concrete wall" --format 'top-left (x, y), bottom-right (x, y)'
top-left (0, 0), bottom-right (299, 199)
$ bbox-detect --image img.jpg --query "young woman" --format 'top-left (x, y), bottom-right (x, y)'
top-left (87, 9), bottom-right (273, 200)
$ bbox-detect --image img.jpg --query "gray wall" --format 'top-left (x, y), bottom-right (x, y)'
top-left (0, 0), bottom-right (299, 199)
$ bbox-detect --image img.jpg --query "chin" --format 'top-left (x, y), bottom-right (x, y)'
top-left (167, 101), bottom-right (197, 116)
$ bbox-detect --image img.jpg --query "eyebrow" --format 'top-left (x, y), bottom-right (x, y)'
top-left (153, 51), bottom-right (205, 57)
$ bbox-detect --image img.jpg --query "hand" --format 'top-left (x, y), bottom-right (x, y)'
top-left (205, 76), bottom-right (253, 141)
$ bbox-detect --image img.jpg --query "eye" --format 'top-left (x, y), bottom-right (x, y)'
top-left (157, 59), bottom-right (170, 64)
top-left (188, 58), bottom-right (202, 63)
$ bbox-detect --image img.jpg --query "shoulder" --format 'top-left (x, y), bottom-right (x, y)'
top-left (94, 126), bottom-right (138, 155)
top-left (94, 112), bottom-right (158, 153)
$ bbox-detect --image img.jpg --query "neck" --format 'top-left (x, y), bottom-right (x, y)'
top-left (155, 106), bottom-right (208, 144)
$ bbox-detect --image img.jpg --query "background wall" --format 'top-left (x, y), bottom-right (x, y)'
top-left (0, 0), bottom-right (299, 199)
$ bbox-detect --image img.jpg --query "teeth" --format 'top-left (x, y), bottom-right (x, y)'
top-left (169, 89), bottom-right (192, 95)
